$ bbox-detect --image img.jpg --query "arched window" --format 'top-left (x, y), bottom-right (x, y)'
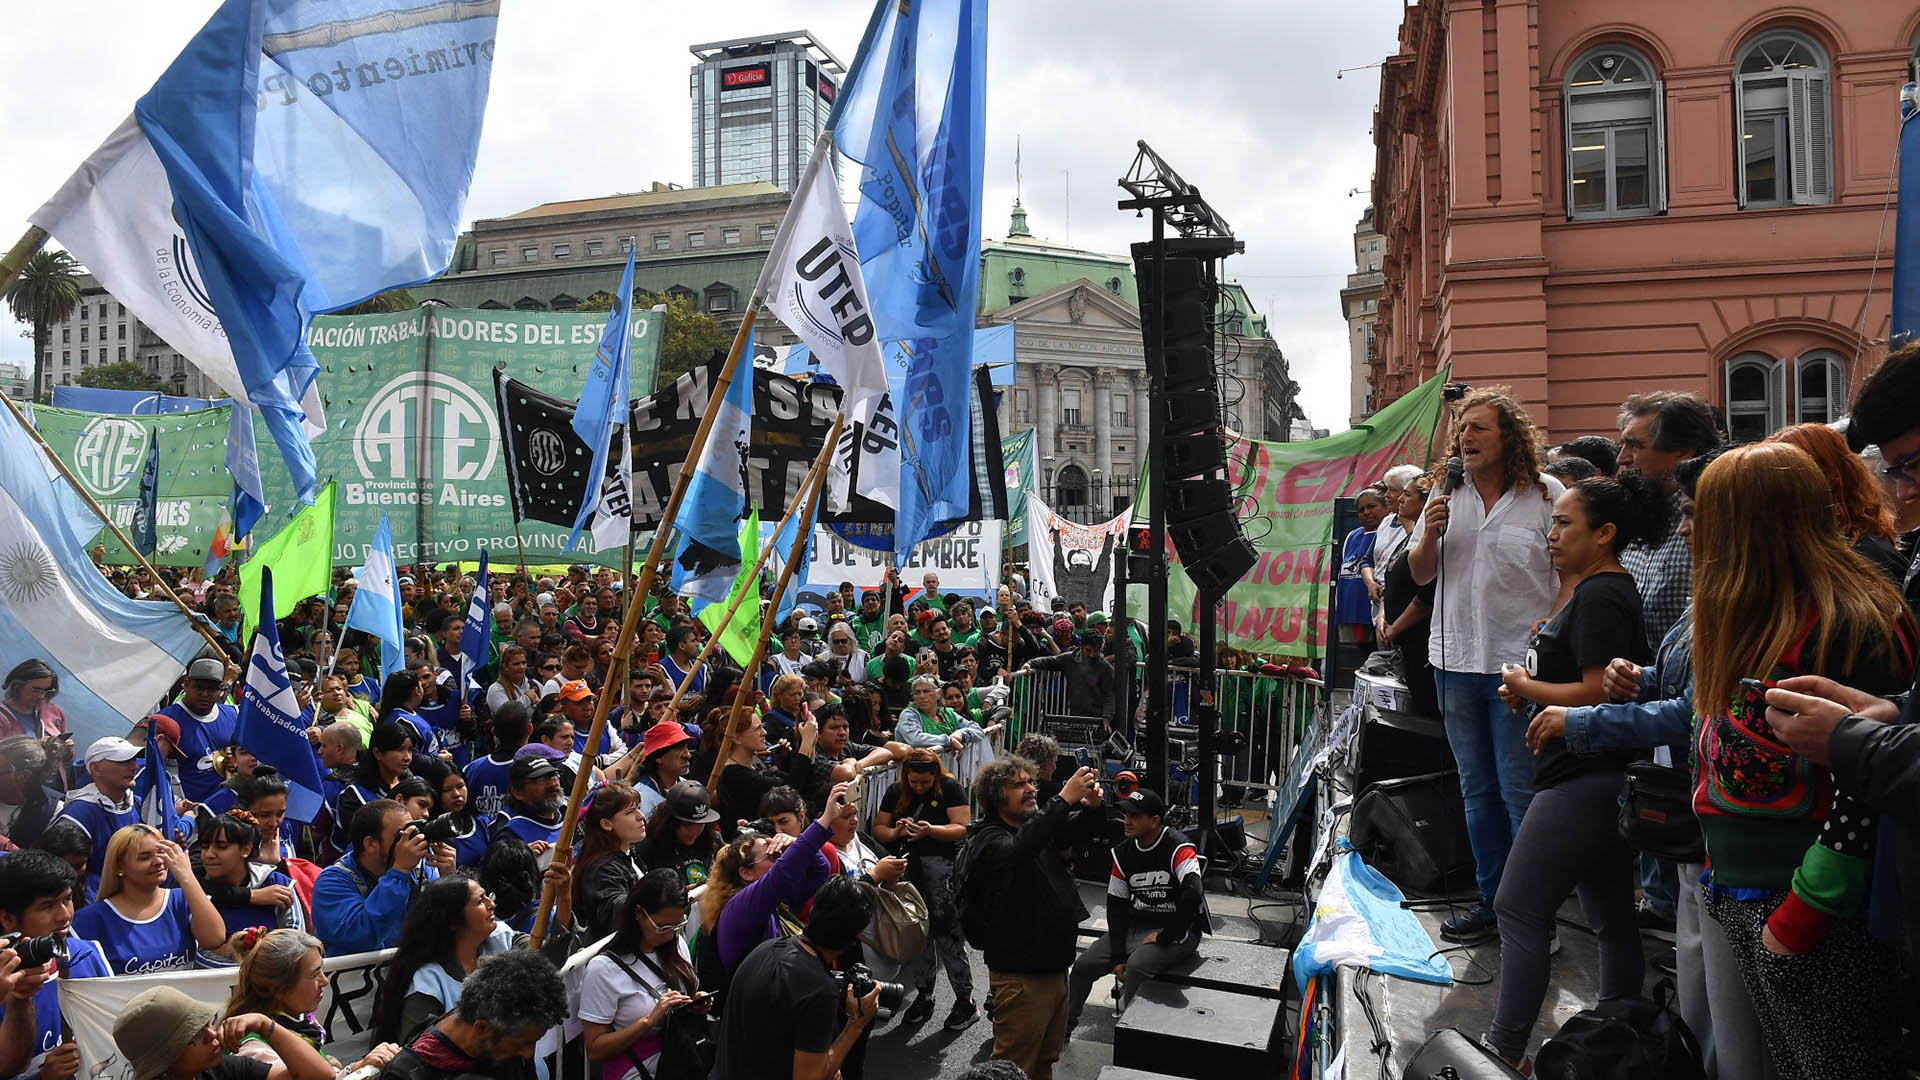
top-left (1724, 348), bottom-right (1849, 442)
top-left (1055, 464), bottom-right (1089, 511)
top-left (1565, 46), bottom-right (1664, 219)
top-left (1735, 30), bottom-right (1832, 208)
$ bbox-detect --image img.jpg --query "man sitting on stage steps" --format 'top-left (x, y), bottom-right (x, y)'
top-left (1064, 787), bottom-right (1209, 1033)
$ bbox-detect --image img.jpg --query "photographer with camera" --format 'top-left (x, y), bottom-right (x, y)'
top-left (311, 799), bottom-right (436, 955)
top-left (0, 850), bottom-right (111, 1080)
top-left (710, 875), bottom-right (884, 1080)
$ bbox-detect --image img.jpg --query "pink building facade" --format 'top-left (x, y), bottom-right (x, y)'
top-left (1369, 1), bottom-right (1920, 441)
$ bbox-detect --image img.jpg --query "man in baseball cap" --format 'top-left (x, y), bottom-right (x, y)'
top-left (1065, 786), bottom-right (1210, 1033)
top-left (51, 736), bottom-right (147, 899)
top-left (493, 752), bottom-right (563, 855)
top-left (663, 780), bottom-right (722, 826)
top-left (151, 656), bottom-right (238, 807)
top-left (112, 984), bottom-right (332, 1080)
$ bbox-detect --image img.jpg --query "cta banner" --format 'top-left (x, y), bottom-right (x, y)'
top-left (1129, 369), bottom-right (1450, 655)
top-left (805, 518), bottom-right (1003, 591)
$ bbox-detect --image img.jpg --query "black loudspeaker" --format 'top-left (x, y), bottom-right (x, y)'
top-left (1403, 1029), bottom-right (1528, 1079)
top-left (1166, 476), bottom-right (1234, 519)
top-left (1113, 982), bottom-right (1285, 1079)
top-left (1165, 431), bottom-right (1228, 478)
top-left (1348, 770), bottom-right (1474, 897)
top-left (1351, 707), bottom-right (1455, 795)
top-left (1158, 938), bottom-right (1290, 1000)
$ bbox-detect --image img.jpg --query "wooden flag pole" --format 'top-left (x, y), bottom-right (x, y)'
top-left (604, 415), bottom-right (840, 780)
top-left (704, 417), bottom-right (836, 793)
top-left (0, 226), bottom-right (49, 296)
top-left (529, 308), bottom-right (758, 947)
top-left (0, 389), bottom-right (227, 655)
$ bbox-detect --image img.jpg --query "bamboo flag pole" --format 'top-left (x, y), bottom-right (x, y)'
top-left (705, 420), bottom-right (836, 793)
top-left (0, 226), bottom-right (50, 295)
top-left (528, 308), bottom-right (759, 947)
top-left (603, 420), bottom-right (840, 780)
top-left (0, 389), bottom-right (228, 655)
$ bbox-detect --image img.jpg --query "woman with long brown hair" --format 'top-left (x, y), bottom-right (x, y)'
top-left (1765, 421), bottom-right (1906, 586)
top-left (579, 870), bottom-right (706, 1080)
top-left (1689, 442), bottom-right (1915, 1077)
top-left (574, 781), bottom-right (650, 940)
top-left (872, 748), bottom-right (976, 1029)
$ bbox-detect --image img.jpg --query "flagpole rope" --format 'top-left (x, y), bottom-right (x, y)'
top-left (0, 389), bottom-right (227, 656)
top-left (705, 410), bottom-right (842, 793)
top-left (530, 307), bottom-right (760, 948)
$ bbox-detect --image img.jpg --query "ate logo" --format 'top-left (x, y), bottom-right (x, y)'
top-left (355, 372), bottom-right (499, 483)
top-left (527, 428), bottom-right (566, 476)
top-left (74, 417), bottom-right (150, 498)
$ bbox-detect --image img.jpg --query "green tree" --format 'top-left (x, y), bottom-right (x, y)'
top-left (3, 249), bottom-right (83, 402)
top-left (76, 360), bottom-right (166, 393)
top-left (334, 287), bottom-right (417, 315)
top-left (577, 289), bottom-right (731, 386)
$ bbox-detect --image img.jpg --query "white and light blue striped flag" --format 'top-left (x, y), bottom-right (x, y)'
top-left (568, 249), bottom-right (637, 553)
top-left (345, 513), bottom-right (406, 683)
top-left (235, 566), bottom-right (326, 823)
top-left (0, 405), bottom-right (208, 752)
top-left (226, 403), bottom-right (269, 542)
top-left (31, 0), bottom-right (501, 503)
top-left (672, 333), bottom-right (756, 608)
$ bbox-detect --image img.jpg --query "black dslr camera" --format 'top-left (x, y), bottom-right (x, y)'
top-left (406, 813), bottom-right (462, 846)
top-left (2, 932), bottom-right (67, 968)
top-left (834, 962), bottom-right (906, 1013)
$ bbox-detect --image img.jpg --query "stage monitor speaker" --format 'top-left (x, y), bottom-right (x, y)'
top-left (1165, 430), bottom-right (1228, 480)
top-left (1158, 938), bottom-right (1290, 1000)
top-left (1352, 707), bottom-right (1455, 794)
top-left (1348, 770), bottom-right (1474, 898)
top-left (1113, 982), bottom-right (1284, 1079)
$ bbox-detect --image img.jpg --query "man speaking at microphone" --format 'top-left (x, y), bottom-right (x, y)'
top-left (1406, 388), bottom-right (1564, 944)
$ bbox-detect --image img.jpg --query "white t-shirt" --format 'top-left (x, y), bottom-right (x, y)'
top-left (577, 939), bottom-right (695, 1079)
top-left (1410, 473), bottom-right (1564, 675)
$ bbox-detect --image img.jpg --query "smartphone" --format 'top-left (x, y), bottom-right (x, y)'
top-left (1738, 677), bottom-right (1774, 712)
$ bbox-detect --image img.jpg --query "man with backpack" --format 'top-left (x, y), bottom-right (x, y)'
top-left (956, 755), bottom-right (1102, 1080)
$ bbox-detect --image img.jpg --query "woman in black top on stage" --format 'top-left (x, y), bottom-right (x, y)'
top-left (1377, 475), bottom-right (1439, 719)
top-left (1482, 471), bottom-right (1666, 1068)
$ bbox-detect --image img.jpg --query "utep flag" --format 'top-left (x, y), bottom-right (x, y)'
top-left (1894, 89), bottom-right (1920, 343)
top-left (238, 481), bottom-right (335, 642)
top-left (134, 717), bottom-right (185, 843)
top-left (673, 332), bottom-right (756, 606)
top-left (832, 0), bottom-right (989, 562)
top-left (0, 404), bottom-right (206, 751)
top-left (31, 0), bottom-right (501, 502)
top-left (495, 371), bottom-right (626, 550)
top-left (236, 567), bottom-right (324, 823)
top-left (754, 131), bottom-right (894, 511)
top-left (460, 549), bottom-right (490, 689)
top-left (568, 249), bottom-right (636, 552)
top-left (131, 426), bottom-right (160, 557)
top-left (345, 513), bottom-right (405, 682)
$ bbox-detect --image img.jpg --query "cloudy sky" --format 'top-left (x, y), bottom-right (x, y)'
top-left (1, 1), bottom-right (1403, 431)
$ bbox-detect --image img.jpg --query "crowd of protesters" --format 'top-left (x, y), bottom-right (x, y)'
top-left (1343, 351), bottom-right (1920, 1077)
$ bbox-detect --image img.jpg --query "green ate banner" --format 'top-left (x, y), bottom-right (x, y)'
top-left (43, 307), bottom-right (661, 568)
top-left (1130, 369), bottom-right (1451, 656)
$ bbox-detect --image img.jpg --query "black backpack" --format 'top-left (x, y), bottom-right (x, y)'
top-left (1533, 997), bottom-right (1703, 1080)
top-left (948, 819), bottom-right (1001, 950)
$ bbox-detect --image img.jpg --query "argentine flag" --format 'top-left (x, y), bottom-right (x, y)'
top-left (30, 0), bottom-right (501, 501)
top-left (0, 399), bottom-right (208, 752)
top-left (568, 249), bottom-right (637, 553)
top-left (672, 333), bottom-right (756, 608)
top-left (345, 513), bottom-right (406, 683)
top-left (235, 567), bottom-right (326, 823)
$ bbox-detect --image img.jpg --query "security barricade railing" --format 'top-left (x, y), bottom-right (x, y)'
top-left (852, 722), bottom-right (1005, 826)
top-left (1004, 665), bottom-right (1323, 803)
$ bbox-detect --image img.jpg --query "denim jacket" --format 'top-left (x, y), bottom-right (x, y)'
top-left (1563, 607), bottom-right (1693, 757)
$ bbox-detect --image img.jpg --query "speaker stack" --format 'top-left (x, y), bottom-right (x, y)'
top-left (1132, 248), bottom-right (1258, 594)
top-left (1110, 939), bottom-right (1293, 1079)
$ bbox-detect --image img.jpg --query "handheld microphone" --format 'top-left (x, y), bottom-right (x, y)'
top-left (1442, 456), bottom-right (1465, 496)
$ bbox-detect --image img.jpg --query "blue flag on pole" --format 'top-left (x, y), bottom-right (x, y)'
top-left (236, 566), bottom-right (325, 823)
top-left (673, 331), bottom-right (756, 607)
top-left (134, 716), bottom-right (185, 843)
top-left (568, 249), bottom-right (637, 553)
top-left (767, 494), bottom-right (819, 628)
top-left (460, 549), bottom-right (491, 689)
top-left (226, 404), bottom-right (268, 541)
top-left (132, 426), bottom-right (160, 557)
top-left (1893, 87), bottom-right (1920, 345)
top-left (831, 0), bottom-right (989, 563)
top-left (345, 513), bottom-right (406, 683)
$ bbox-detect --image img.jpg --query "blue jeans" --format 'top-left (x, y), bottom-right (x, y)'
top-left (1434, 669), bottom-right (1536, 906)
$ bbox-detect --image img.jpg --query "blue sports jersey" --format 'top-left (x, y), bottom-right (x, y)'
top-left (157, 701), bottom-right (240, 804)
top-left (70, 889), bottom-right (198, 975)
top-left (445, 814), bottom-right (489, 870)
top-left (0, 936), bottom-right (110, 1078)
top-left (50, 786), bottom-right (139, 901)
top-left (490, 809), bottom-right (560, 850)
top-left (658, 657), bottom-right (705, 697)
top-left (463, 755), bottom-right (514, 820)
top-left (215, 866), bottom-right (305, 937)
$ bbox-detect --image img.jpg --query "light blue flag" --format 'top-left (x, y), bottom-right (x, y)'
top-left (767, 492), bottom-right (820, 628)
top-left (0, 404), bottom-right (208, 751)
top-left (459, 549), bottom-right (491, 689)
top-left (1893, 88), bottom-right (1920, 344)
top-left (124, 0), bottom-right (499, 502)
top-left (226, 404), bottom-right (268, 541)
top-left (235, 566), bottom-right (326, 823)
top-left (568, 248), bottom-right (637, 552)
top-left (134, 717), bottom-right (186, 844)
top-left (672, 334), bottom-right (756, 607)
top-left (831, 0), bottom-right (989, 563)
top-left (345, 513), bottom-right (406, 683)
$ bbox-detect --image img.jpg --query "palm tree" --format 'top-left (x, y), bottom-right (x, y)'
top-left (3, 250), bottom-right (83, 402)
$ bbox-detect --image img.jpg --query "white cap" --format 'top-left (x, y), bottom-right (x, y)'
top-left (85, 737), bottom-right (141, 765)
top-left (797, 616), bottom-right (819, 632)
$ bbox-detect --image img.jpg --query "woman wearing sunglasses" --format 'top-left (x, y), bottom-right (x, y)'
top-left (580, 870), bottom-right (709, 1080)
top-left (0, 659), bottom-right (66, 744)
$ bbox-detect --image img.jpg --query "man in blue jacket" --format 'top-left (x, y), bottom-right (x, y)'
top-left (311, 798), bottom-right (430, 955)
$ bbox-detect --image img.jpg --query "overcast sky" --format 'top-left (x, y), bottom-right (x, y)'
top-left (1, 1), bottom-right (1403, 431)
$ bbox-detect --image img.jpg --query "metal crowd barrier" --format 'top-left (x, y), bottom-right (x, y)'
top-left (852, 722), bottom-right (1005, 825)
top-left (1005, 666), bottom-right (1322, 802)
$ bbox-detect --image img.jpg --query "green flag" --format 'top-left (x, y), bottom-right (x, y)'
top-left (239, 481), bottom-right (338, 642)
top-left (699, 513), bottom-right (762, 667)
top-left (1003, 428), bottom-right (1036, 548)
